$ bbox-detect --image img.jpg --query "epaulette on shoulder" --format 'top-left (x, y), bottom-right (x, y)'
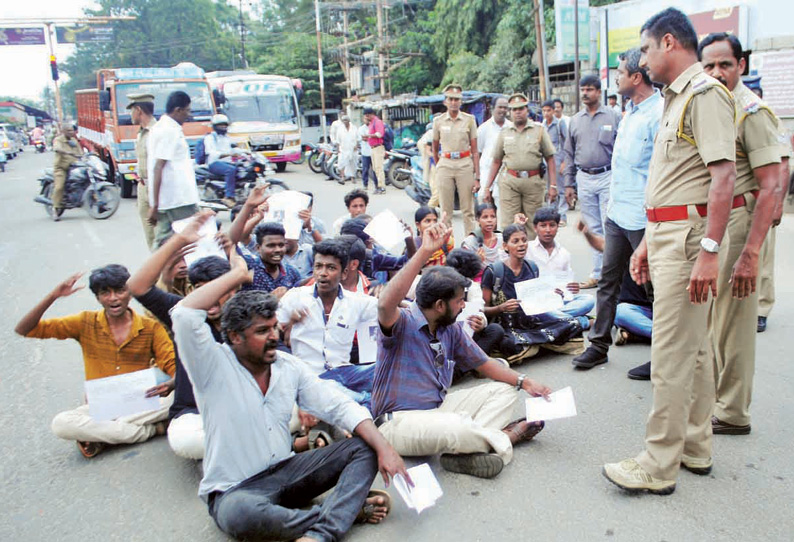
top-left (691, 73), bottom-right (724, 95)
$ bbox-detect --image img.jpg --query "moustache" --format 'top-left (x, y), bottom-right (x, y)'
top-left (265, 340), bottom-right (279, 350)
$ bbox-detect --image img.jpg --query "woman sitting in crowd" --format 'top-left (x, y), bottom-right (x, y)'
top-left (461, 202), bottom-right (503, 270)
top-left (413, 206), bottom-right (454, 267)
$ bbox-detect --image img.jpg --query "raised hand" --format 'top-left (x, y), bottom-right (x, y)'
top-left (245, 183), bottom-right (271, 208)
top-left (52, 272), bottom-right (85, 299)
top-left (178, 209), bottom-right (216, 244)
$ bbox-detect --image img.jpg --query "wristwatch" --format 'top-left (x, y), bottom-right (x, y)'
top-left (700, 238), bottom-right (720, 253)
top-left (515, 374), bottom-right (526, 391)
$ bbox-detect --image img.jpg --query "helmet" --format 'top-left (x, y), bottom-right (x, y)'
top-left (211, 114), bottom-right (230, 126)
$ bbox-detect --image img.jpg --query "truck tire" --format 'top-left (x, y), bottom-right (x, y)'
top-left (275, 162), bottom-right (287, 173)
top-left (120, 173), bottom-right (134, 199)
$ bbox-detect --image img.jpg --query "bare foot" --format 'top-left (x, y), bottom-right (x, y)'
top-left (295, 537), bottom-right (320, 542)
top-left (293, 435), bottom-right (309, 453)
top-left (356, 492), bottom-right (391, 524)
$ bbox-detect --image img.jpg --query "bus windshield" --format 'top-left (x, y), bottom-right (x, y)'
top-left (115, 81), bottom-right (214, 125)
top-left (222, 85), bottom-right (298, 125)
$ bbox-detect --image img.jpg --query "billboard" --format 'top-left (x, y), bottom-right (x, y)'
top-left (56, 25), bottom-right (114, 44)
top-left (556, 0), bottom-right (590, 62)
top-left (750, 51), bottom-right (794, 118)
top-left (0, 27), bottom-right (46, 46)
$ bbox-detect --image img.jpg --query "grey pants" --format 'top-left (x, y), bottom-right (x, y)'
top-left (153, 204), bottom-right (200, 246)
top-left (588, 217), bottom-right (646, 353)
top-left (209, 437), bottom-right (378, 542)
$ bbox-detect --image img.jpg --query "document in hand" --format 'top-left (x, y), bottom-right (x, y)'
top-left (84, 368), bottom-right (164, 421)
top-left (264, 190), bottom-right (312, 240)
top-left (393, 463), bottom-right (443, 514)
top-left (525, 386), bottom-right (577, 423)
top-left (456, 299), bottom-right (485, 337)
top-left (514, 277), bottom-right (564, 315)
top-left (356, 322), bottom-right (380, 363)
top-left (364, 210), bottom-right (408, 254)
top-left (171, 216), bottom-right (226, 267)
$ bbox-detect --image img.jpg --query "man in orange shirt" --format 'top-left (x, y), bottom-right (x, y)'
top-left (15, 265), bottom-right (175, 458)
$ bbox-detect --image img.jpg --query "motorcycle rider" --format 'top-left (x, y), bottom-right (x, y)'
top-left (204, 114), bottom-right (240, 208)
top-left (52, 124), bottom-right (82, 221)
top-left (32, 125), bottom-right (45, 151)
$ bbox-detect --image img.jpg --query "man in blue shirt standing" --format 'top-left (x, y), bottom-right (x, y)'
top-left (573, 48), bottom-right (663, 371)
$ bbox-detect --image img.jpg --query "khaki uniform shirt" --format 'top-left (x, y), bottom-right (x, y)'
top-left (432, 111), bottom-right (477, 153)
top-left (53, 135), bottom-right (81, 171)
top-left (136, 118), bottom-right (157, 182)
top-left (777, 125), bottom-right (791, 160)
top-left (493, 122), bottom-right (555, 171)
top-left (645, 63), bottom-right (736, 208)
top-left (732, 81), bottom-right (781, 195)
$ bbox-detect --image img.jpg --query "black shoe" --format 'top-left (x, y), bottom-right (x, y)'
top-left (628, 361), bottom-right (651, 380)
top-left (757, 316), bottom-right (767, 333)
top-left (440, 452), bottom-right (504, 479)
top-left (572, 346), bottom-right (608, 369)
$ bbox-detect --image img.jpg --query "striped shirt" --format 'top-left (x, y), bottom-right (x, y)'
top-left (26, 309), bottom-right (175, 380)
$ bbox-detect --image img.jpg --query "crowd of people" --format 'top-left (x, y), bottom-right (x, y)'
top-left (19, 7), bottom-right (791, 541)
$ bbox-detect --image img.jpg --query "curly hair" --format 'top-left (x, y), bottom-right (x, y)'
top-left (220, 290), bottom-right (279, 343)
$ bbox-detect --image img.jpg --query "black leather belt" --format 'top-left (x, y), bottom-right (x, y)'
top-left (578, 165), bottom-right (611, 175)
top-left (373, 412), bottom-right (393, 427)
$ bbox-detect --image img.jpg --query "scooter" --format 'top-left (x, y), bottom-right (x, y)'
top-left (33, 139), bottom-right (46, 153)
top-left (195, 153), bottom-right (290, 207)
top-left (384, 140), bottom-right (418, 189)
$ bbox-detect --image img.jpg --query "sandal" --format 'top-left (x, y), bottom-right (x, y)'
top-left (77, 440), bottom-right (106, 459)
top-left (503, 419), bottom-right (545, 444)
top-left (614, 328), bottom-right (630, 346)
top-left (355, 489), bottom-right (391, 524)
top-left (307, 429), bottom-right (334, 450)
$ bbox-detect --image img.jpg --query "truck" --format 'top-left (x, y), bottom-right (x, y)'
top-left (207, 71), bottom-right (303, 172)
top-left (76, 62), bottom-right (215, 198)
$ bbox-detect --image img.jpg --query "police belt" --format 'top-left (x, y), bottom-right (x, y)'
top-left (645, 190), bottom-right (759, 222)
top-left (506, 169), bottom-right (541, 179)
top-left (578, 164), bottom-right (611, 175)
top-left (441, 150), bottom-right (471, 160)
top-left (373, 412), bottom-right (394, 427)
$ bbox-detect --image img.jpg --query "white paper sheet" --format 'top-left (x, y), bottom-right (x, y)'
top-left (525, 386), bottom-right (577, 423)
top-left (171, 216), bottom-right (226, 267)
top-left (456, 299), bottom-right (485, 337)
top-left (364, 210), bottom-right (409, 254)
top-left (84, 368), bottom-right (162, 422)
top-left (553, 269), bottom-right (576, 301)
top-left (264, 190), bottom-right (312, 240)
top-left (356, 322), bottom-right (380, 364)
top-left (393, 463), bottom-right (443, 514)
top-left (514, 277), bottom-right (564, 315)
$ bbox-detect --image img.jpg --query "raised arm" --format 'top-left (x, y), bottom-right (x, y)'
top-left (229, 184), bottom-right (269, 245)
top-left (15, 272), bottom-right (84, 336)
top-left (180, 243), bottom-right (252, 311)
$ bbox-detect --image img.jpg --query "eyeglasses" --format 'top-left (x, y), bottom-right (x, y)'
top-left (429, 339), bottom-right (445, 368)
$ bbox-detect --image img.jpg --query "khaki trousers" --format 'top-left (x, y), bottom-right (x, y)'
top-left (712, 202), bottom-right (757, 426)
top-left (52, 167), bottom-right (68, 209)
top-left (758, 226), bottom-right (776, 318)
top-left (427, 166), bottom-right (439, 208)
top-left (498, 172), bottom-right (546, 240)
top-left (371, 145), bottom-right (386, 188)
top-left (137, 180), bottom-right (155, 250)
top-left (636, 214), bottom-right (714, 481)
top-left (437, 157), bottom-right (476, 235)
top-left (378, 382), bottom-right (516, 464)
top-left (51, 394), bottom-right (172, 445)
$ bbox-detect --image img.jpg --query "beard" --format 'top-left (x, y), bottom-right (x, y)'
top-left (437, 304), bottom-right (459, 327)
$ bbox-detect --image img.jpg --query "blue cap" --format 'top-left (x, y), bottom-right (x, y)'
top-left (742, 75), bottom-right (762, 92)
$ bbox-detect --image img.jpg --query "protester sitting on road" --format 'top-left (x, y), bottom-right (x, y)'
top-left (305, 234), bottom-right (371, 295)
top-left (414, 206), bottom-right (455, 267)
top-left (333, 188), bottom-right (369, 235)
top-left (461, 202), bottom-right (503, 268)
top-left (524, 206), bottom-right (596, 319)
top-left (340, 217), bottom-right (416, 280)
top-left (372, 219), bottom-right (551, 479)
top-left (277, 239), bottom-right (379, 409)
top-left (298, 191), bottom-right (327, 246)
top-left (153, 233), bottom-right (194, 297)
top-left (284, 237), bottom-right (315, 281)
top-left (15, 265), bottom-right (176, 459)
top-left (171, 248), bottom-right (408, 542)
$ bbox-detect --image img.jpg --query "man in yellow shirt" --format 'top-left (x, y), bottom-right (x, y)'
top-left (15, 264), bottom-right (176, 458)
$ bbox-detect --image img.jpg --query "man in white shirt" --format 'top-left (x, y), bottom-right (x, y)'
top-left (336, 115), bottom-right (359, 185)
top-left (278, 239), bottom-right (378, 408)
top-left (358, 118), bottom-right (376, 189)
top-left (147, 90), bottom-right (200, 245)
top-left (553, 98), bottom-right (571, 130)
top-left (171, 246), bottom-right (407, 542)
top-left (477, 97), bottom-right (512, 218)
top-left (204, 114), bottom-right (239, 208)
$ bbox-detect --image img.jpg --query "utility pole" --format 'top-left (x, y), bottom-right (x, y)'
top-left (342, 1), bottom-right (351, 98)
top-left (238, 0), bottom-right (248, 69)
top-left (574, 0), bottom-right (580, 111)
top-left (532, 0), bottom-right (547, 101)
top-left (376, 0), bottom-right (386, 98)
top-left (540, 0), bottom-right (550, 100)
top-left (314, 0), bottom-right (328, 142)
top-left (45, 23), bottom-right (63, 124)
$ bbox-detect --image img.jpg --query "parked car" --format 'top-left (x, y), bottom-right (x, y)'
top-left (0, 124), bottom-right (21, 158)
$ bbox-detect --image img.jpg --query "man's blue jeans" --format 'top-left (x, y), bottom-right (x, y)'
top-left (615, 302), bottom-right (653, 339)
top-left (320, 364), bottom-right (375, 410)
top-left (209, 161), bottom-right (237, 198)
top-left (361, 155), bottom-right (376, 187)
top-left (210, 437), bottom-right (378, 542)
top-left (577, 170), bottom-right (612, 279)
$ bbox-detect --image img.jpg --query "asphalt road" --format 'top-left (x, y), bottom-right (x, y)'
top-left (1, 149), bottom-right (792, 542)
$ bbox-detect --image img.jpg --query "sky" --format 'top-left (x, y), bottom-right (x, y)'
top-left (0, 1), bottom-right (99, 101)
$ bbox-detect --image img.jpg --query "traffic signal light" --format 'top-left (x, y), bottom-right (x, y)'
top-left (50, 55), bottom-right (59, 81)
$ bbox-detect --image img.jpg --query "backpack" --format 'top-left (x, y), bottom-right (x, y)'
top-left (194, 137), bottom-right (207, 165)
top-left (383, 124), bottom-right (394, 151)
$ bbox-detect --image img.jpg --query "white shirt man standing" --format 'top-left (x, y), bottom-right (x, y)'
top-left (477, 97), bottom-right (512, 221)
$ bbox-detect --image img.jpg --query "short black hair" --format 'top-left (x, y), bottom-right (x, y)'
top-left (618, 48), bottom-right (652, 86)
top-left (502, 223), bottom-right (526, 243)
top-left (340, 217), bottom-right (370, 242)
top-left (165, 90), bottom-right (191, 114)
top-left (363, 108), bottom-right (375, 115)
top-left (415, 266), bottom-right (469, 309)
top-left (579, 74), bottom-right (601, 90)
top-left (414, 205), bottom-right (438, 224)
top-left (188, 256), bottom-right (231, 285)
top-left (344, 189), bottom-right (369, 208)
top-left (220, 290), bottom-right (279, 343)
top-left (492, 96), bottom-right (508, 108)
top-left (641, 7), bottom-right (698, 53)
top-left (697, 32), bottom-right (743, 62)
top-left (338, 234), bottom-right (366, 266)
top-left (254, 222), bottom-right (286, 245)
top-left (301, 191), bottom-right (314, 207)
top-left (445, 248), bottom-right (483, 280)
top-left (89, 264), bottom-right (130, 294)
top-left (552, 98), bottom-right (564, 107)
top-left (533, 206), bottom-right (561, 225)
top-left (136, 102), bottom-right (155, 116)
top-left (608, 94), bottom-right (617, 100)
top-left (541, 100), bottom-right (555, 109)
top-left (313, 239), bottom-right (349, 269)
top-left (475, 202), bottom-right (497, 219)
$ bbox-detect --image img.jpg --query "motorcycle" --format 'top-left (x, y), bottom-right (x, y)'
top-left (34, 153), bottom-right (120, 219)
top-left (195, 153), bottom-right (290, 207)
top-left (290, 144), bottom-right (310, 165)
top-left (384, 141), bottom-right (418, 189)
top-left (308, 142), bottom-right (334, 175)
top-left (403, 154), bottom-right (461, 210)
top-left (34, 139), bottom-right (46, 153)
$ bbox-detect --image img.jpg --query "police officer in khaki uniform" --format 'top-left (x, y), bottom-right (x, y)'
top-left (603, 8), bottom-right (737, 495)
top-left (483, 93), bottom-right (557, 238)
top-left (51, 124), bottom-right (82, 221)
top-left (432, 84), bottom-right (479, 235)
top-left (698, 34), bottom-right (783, 436)
top-left (128, 93), bottom-right (157, 249)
